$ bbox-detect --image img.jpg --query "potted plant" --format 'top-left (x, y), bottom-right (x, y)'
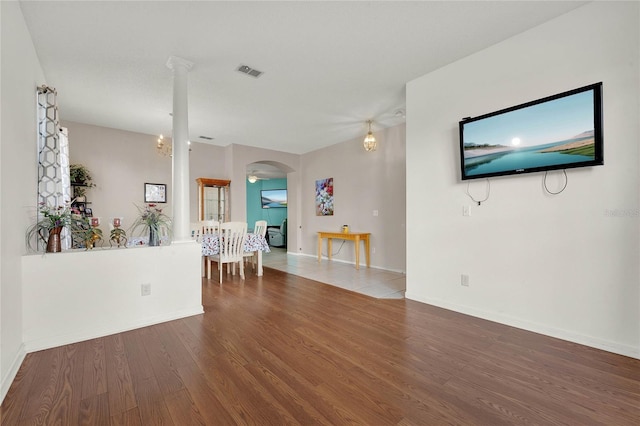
top-left (70, 164), bottom-right (95, 201)
top-left (130, 203), bottom-right (172, 246)
top-left (73, 185), bottom-right (88, 201)
top-left (26, 202), bottom-right (74, 252)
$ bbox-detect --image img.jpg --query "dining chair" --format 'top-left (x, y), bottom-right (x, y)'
top-left (199, 220), bottom-right (219, 236)
top-left (200, 221), bottom-right (220, 276)
top-left (190, 222), bottom-right (202, 241)
top-left (243, 220), bottom-right (267, 271)
top-left (190, 222), bottom-right (207, 276)
top-left (207, 221), bottom-right (247, 283)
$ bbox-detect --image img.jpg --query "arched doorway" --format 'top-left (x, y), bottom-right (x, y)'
top-left (246, 162), bottom-right (289, 248)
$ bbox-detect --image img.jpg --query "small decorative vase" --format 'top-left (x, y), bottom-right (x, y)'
top-left (46, 226), bottom-right (63, 253)
top-left (148, 227), bottom-right (160, 246)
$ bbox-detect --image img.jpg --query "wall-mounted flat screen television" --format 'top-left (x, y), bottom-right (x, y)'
top-left (459, 82), bottom-right (603, 180)
top-left (261, 189), bottom-right (287, 208)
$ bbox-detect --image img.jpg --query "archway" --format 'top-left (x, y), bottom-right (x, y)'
top-left (245, 161), bottom-right (290, 248)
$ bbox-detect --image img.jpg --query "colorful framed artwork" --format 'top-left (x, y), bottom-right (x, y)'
top-left (315, 177), bottom-right (334, 216)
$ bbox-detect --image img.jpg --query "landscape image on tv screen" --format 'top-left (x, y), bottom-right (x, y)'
top-left (261, 189), bottom-right (287, 208)
top-left (460, 83), bottom-right (602, 180)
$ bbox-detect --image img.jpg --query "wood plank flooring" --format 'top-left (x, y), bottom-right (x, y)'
top-left (2, 268), bottom-right (639, 425)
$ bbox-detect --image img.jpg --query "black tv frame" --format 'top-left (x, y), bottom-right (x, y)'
top-left (459, 82), bottom-right (604, 180)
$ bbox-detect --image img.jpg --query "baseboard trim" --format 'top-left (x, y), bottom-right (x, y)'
top-left (290, 251), bottom-right (406, 274)
top-left (405, 292), bottom-right (639, 360)
top-left (23, 305), bottom-right (204, 353)
top-left (1, 343), bottom-right (27, 404)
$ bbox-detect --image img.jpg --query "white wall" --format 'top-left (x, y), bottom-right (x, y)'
top-left (406, 2), bottom-right (639, 358)
top-left (19, 124), bottom-right (204, 359)
top-left (301, 124), bottom-right (406, 272)
top-left (22, 242), bottom-right (203, 352)
top-left (0, 1), bottom-right (46, 401)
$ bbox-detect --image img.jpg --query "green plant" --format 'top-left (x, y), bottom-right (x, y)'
top-left (26, 202), bottom-right (74, 251)
top-left (70, 164), bottom-right (95, 186)
top-left (74, 186), bottom-right (87, 198)
top-left (130, 203), bottom-right (172, 238)
top-left (70, 164), bottom-right (96, 200)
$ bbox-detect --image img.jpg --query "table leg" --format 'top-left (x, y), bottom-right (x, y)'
top-left (365, 235), bottom-right (370, 268)
top-left (355, 235), bottom-right (360, 270)
top-left (257, 250), bottom-right (263, 276)
top-left (318, 235), bottom-right (322, 263)
top-left (327, 238), bottom-right (333, 260)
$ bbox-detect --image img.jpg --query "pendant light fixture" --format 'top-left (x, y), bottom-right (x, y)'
top-left (156, 134), bottom-right (172, 157)
top-left (363, 120), bottom-right (377, 152)
top-left (156, 134), bottom-right (191, 157)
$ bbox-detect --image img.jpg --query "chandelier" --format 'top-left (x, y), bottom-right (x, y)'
top-left (156, 134), bottom-right (191, 157)
top-left (156, 134), bottom-right (171, 156)
top-left (363, 120), bottom-right (377, 152)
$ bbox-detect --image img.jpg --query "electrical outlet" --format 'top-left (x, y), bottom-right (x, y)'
top-left (372, 247), bottom-right (376, 254)
top-left (373, 210), bottom-right (379, 217)
top-left (463, 206), bottom-right (471, 217)
top-left (461, 274), bottom-right (470, 287)
top-left (141, 283), bottom-right (151, 296)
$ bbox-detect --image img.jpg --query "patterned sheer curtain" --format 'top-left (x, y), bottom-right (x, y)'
top-left (36, 85), bottom-right (71, 249)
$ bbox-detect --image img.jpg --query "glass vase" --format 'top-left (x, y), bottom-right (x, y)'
top-left (149, 227), bottom-right (160, 246)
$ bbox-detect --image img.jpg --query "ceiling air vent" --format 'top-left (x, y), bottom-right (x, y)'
top-left (237, 64), bottom-right (263, 78)
top-left (199, 136), bottom-right (214, 141)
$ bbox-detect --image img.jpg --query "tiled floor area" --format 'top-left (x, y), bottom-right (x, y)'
top-left (261, 248), bottom-right (406, 299)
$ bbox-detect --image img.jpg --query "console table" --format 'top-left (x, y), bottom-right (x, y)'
top-left (317, 231), bottom-right (371, 270)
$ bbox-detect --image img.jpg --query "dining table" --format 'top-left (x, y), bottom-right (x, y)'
top-left (201, 232), bottom-right (270, 276)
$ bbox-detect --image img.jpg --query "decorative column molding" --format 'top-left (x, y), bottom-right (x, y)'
top-left (166, 56), bottom-right (194, 242)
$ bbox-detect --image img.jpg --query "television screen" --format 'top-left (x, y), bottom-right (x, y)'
top-left (261, 189), bottom-right (287, 208)
top-left (459, 82), bottom-right (603, 180)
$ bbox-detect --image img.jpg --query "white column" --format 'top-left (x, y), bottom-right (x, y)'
top-left (166, 56), bottom-right (194, 242)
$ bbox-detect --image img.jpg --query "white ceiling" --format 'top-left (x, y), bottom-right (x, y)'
top-left (20, 0), bottom-right (586, 155)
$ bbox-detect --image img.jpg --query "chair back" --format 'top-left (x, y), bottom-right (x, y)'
top-left (200, 220), bottom-right (219, 236)
top-left (190, 222), bottom-right (201, 241)
top-left (218, 221), bottom-right (247, 263)
top-left (253, 220), bottom-right (268, 237)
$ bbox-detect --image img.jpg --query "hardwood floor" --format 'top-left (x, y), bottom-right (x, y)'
top-left (2, 268), bottom-right (639, 425)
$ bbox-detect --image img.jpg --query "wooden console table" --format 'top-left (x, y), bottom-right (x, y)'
top-left (317, 231), bottom-right (371, 270)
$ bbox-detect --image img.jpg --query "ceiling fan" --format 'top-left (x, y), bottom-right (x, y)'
top-left (246, 169), bottom-right (272, 183)
top-left (247, 174), bottom-right (269, 183)
top-left (246, 163), bottom-right (287, 183)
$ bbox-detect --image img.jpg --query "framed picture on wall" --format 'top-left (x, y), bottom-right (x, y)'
top-left (144, 183), bottom-right (167, 203)
top-left (315, 177), bottom-right (334, 216)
